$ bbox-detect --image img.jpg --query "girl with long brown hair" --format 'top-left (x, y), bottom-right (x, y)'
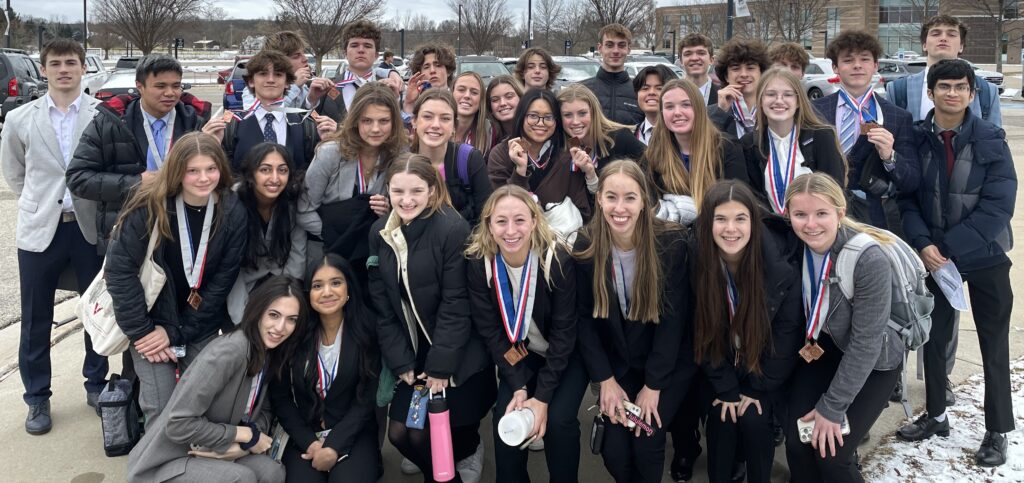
top-left (741, 68), bottom-right (846, 214)
top-left (692, 180), bottom-right (804, 483)
top-left (642, 79), bottom-right (748, 225)
top-left (453, 72), bottom-right (493, 154)
top-left (106, 132), bottom-right (248, 428)
top-left (485, 75), bottom-right (524, 154)
top-left (573, 159), bottom-right (694, 483)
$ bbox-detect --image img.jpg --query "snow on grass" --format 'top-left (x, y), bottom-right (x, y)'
top-left (862, 359), bottom-right (1024, 482)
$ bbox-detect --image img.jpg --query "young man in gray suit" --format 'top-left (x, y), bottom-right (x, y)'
top-left (0, 39), bottom-right (108, 435)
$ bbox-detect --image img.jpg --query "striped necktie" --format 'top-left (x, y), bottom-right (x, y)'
top-left (839, 104), bottom-right (859, 154)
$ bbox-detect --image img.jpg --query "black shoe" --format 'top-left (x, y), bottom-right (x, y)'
top-left (670, 448), bottom-right (700, 482)
top-left (773, 421), bottom-right (785, 446)
top-left (25, 401), bottom-right (52, 435)
top-left (896, 413), bottom-right (950, 441)
top-left (975, 431), bottom-right (1008, 467)
top-left (86, 391), bottom-right (101, 417)
top-left (890, 379), bottom-right (904, 402)
top-left (731, 460), bottom-right (746, 482)
top-left (945, 378), bottom-right (956, 406)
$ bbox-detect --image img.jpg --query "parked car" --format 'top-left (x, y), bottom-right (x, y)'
top-left (0, 49), bottom-right (48, 123)
top-left (114, 56), bottom-right (140, 71)
top-left (223, 56), bottom-right (251, 111)
top-left (551, 56), bottom-right (601, 92)
top-left (877, 59), bottom-right (924, 86)
top-left (321, 60), bottom-right (349, 80)
top-left (376, 55), bottom-right (409, 78)
top-left (456, 55), bottom-right (510, 83)
top-left (81, 54), bottom-right (110, 95)
top-left (802, 58), bottom-right (881, 100)
top-left (92, 71), bottom-right (139, 101)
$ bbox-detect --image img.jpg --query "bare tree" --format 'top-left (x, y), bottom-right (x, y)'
top-left (90, 23), bottom-right (122, 59)
top-left (585, 0), bottom-right (656, 40)
top-left (95, 0), bottom-right (210, 55)
top-left (958, 0), bottom-right (1023, 71)
top-left (273, 0), bottom-right (384, 70)
top-left (557, 0), bottom-right (601, 52)
top-left (534, 0), bottom-right (565, 52)
top-left (761, 0), bottom-right (830, 43)
top-left (447, 0), bottom-right (514, 56)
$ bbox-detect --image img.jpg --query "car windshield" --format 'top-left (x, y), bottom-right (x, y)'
top-left (115, 58), bottom-right (138, 69)
top-left (459, 62), bottom-right (508, 77)
top-left (558, 63), bottom-right (600, 81)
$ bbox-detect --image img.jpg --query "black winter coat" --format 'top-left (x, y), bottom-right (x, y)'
top-left (699, 216), bottom-right (805, 402)
top-left (580, 69), bottom-right (644, 126)
top-left (104, 193), bottom-right (247, 347)
top-left (368, 207), bottom-right (491, 384)
top-left (467, 246), bottom-right (577, 404)
top-left (66, 94), bottom-right (212, 254)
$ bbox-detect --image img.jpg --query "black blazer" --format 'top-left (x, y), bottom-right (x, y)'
top-left (574, 226), bottom-right (695, 390)
top-left (708, 104), bottom-right (741, 137)
top-left (595, 128), bottom-right (647, 168)
top-left (811, 93), bottom-right (919, 196)
top-left (226, 113), bottom-right (316, 172)
top-left (707, 83), bottom-right (720, 107)
top-left (368, 207), bottom-right (491, 384)
top-left (739, 126), bottom-right (847, 208)
top-left (467, 247), bottom-right (577, 404)
top-left (699, 216), bottom-right (805, 402)
top-left (269, 318), bottom-right (377, 457)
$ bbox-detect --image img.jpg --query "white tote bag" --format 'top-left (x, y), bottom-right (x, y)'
top-left (543, 196), bottom-right (584, 244)
top-left (80, 226), bottom-right (167, 356)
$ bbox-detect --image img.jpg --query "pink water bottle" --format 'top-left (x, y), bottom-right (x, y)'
top-left (428, 389), bottom-right (455, 482)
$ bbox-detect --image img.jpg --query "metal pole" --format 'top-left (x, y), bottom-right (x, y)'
top-left (726, 0), bottom-right (734, 41)
top-left (458, 4), bottom-right (462, 56)
top-left (671, 31), bottom-right (677, 64)
top-left (6, 0), bottom-right (11, 48)
top-left (400, 29), bottom-right (405, 62)
top-left (527, 0), bottom-right (532, 48)
top-left (83, 0), bottom-right (88, 49)
top-left (38, 26), bottom-right (44, 51)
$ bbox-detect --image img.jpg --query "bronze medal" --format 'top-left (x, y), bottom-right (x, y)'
top-left (798, 341), bottom-right (824, 363)
top-left (859, 121), bottom-right (880, 135)
top-left (503, 343), bottom-right (528, 366)
top-left (327, 86), bottom-right (341, 100)
top-left (221, 111), bottom-right (235, 124)
top-left (187, 289), bottom-right (203, 310)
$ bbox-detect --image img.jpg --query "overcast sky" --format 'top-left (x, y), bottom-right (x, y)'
top-left (17, 0), bottom-right (676, 24)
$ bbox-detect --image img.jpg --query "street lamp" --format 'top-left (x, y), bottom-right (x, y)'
top-left (669, 30), bottom-right (676, 64)
top-left (526, 0), bottom-right (532, 48)
top-left (457, 4), bottom-right (462, 56)
top-left (400, 29), bottom-right (405, 62)
top-left (83, 0), bottom-right (88, 49)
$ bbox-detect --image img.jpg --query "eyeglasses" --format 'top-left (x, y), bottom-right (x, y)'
top-left (933, 84), bottom-right (972, 94)
top-left (526, 113), bottom-right (555, 126)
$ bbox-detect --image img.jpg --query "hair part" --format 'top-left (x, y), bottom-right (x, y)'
top-left (632, 64), bottom-right (676, 95)
top-left (598, 23), bottom-right (632, 43)
top-left (235, 275), bottom-right (310, 379)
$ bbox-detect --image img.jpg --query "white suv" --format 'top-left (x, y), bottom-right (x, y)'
top-left (81, 54), bottom-right (109, 96)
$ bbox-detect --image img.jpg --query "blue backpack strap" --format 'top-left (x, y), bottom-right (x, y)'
top-left (975, 73), bottom-right (991, 120)
top-left (456, 143), bottom-right (473, 186)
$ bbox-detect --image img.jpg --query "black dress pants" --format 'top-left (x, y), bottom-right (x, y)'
top-left (705, 391), bottom-right (775, 483)
top-left (923, 260), bottom-right (1014, 433)
top-left (282, 427), bottom-right (381, 483)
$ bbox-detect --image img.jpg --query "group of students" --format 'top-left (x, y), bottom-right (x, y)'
top-left (0, 11), bottom-right (1016, 483)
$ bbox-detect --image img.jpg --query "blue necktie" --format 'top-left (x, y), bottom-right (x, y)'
top-left (263, 113), bottom-right (278, 143)
top-left (147, 119), bottom-right (166, 171)
top-left (839, 105), bottom-right (859, 154)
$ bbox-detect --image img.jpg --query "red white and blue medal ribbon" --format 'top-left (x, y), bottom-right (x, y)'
top-left (801, 248), bottom-right (833, 341)
top-left (723, 262), bottom-right (739, 322)
top-left (335, 70), bottom-right (374, 88)
top-left (244, 366), bottom-right (266, 422)
top-left (528, 140), bottom-right (552, 170)
top-left (492, 251), bottom-right (538, 344)
top-left (837, 87), bottom-right (877, 123)
top-left (355, 157), bottom-right (371, 194)
top-left (732, 99), bottom-right (756, 131)
top-left (766, 127), bottom-right (799, 214)
top-left (316, 351), bottom-right (338, 399)
top-left (175, 193), bottom-right (214, 294)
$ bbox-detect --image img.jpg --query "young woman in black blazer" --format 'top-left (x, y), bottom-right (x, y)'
top-left (692, 180), bottom-right (804, 483)
top-left (574, 159), bottom-right (695, 483)
top-left (368, 154), bottom-right (496, 482)
top-left (465, 185), bottom-right (588, 483)
top-left (270, 254), bottom-right (381, 482)
top-left (740, 68), bottom-right (847, 214)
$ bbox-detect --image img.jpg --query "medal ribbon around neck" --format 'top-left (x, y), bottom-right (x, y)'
top-left (802, 247), bottom-right (833, 341)
top-left (335, 69), bottom-right (373, 88)
top-left (492, 251), bottom-right (538, 344)
top-left (175, 193), bottom-right (215, 294)
top-left (732, 99), bottom-right (756, 128)
top-left (316, 351), bottom-right (339, 400)
top-left (766, 126), bottom-right (799, 214)
top-left (722, 261), bottom-right (739, 322)
top-left (837, 86), bottom-right (877, 123)
top-left (527, 140), bottom-right (552, 170)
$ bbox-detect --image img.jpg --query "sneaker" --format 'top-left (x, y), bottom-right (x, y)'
top-left (400, 457), bottom-right (420, 475)
top-left (25, 401), bottom-right (52, 435)
top-left (528, 437), bottom-right (544, 451)
top-left (456, 441), bottom-right (484, 483)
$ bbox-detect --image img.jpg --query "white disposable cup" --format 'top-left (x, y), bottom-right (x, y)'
top-left (497, 408), bottom-right (535, 446)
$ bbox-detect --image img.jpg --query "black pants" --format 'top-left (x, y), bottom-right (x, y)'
top-left (669, 374), bottom-right (705, 462)
top-left (784, 335), bottom-right (899, 483)
top-left (923, 261), bottom-right (1014, 432)
top-left (388, 419), bottom-right (480, 483)
top-left (282, 428), bottom-right (381, 483)
top-left (492, 353), bottom-right (588, 483)
top-left (705, 391), bottom-right (775, 483)
top-left (599, 369), bottom-right (687, 483)
top-left (19, 220), bottom-right (107, 404)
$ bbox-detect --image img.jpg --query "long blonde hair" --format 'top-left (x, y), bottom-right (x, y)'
top-left (642, 78), bottom-right (723, 210)
top-left (465, 185), bottom-right (561, 277)
top-left (575, 159), bottom-right (679, 323)
top-left (784, 172), bottom-right (892, 244)
top-left (116, 132), bottom-right (234, 246)
top-left (556, 84), bottom-right (629, 158)
top-left (754, 68), bottom-right (847, 185)
top-left (454, 71), bottom-right (493, 154)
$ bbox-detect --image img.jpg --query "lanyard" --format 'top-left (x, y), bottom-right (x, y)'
top-left (244, 366), bottom-right (266, 422)
top-left (492, 251), bottom-right (538, 344)
top-left (766, 127), bottom-right (799, 214)
top-left (611, 251), bottom-right (631, 318)
top-left (316, 328), bottom-right (342, 399)
top-left (722, 261), bottom-right (738, 322)
top-left (175, 193), bottom-right (215, 291)
top-left (801, 248), bottom-right (833, 341)
top-left (731, 99), bottom-right (756, 130)
top-left (142, 109), bottom-right (176, 169)
top-left (356, 155), bottom-right (378, 194)
top-left (837, 87), bottom-right (877, 123)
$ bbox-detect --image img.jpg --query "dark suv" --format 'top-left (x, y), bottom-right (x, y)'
top-left (0, 49), bottom-right (47, 122)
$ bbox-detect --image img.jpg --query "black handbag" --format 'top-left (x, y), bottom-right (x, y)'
top-left (590, 414), bottom-right (606, 455)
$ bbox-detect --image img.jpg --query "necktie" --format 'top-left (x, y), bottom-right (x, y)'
top-left (147, 119), bottom-right (166, 171)
top-left (263, 113), bottom-right (278, 143)
top-left (839, 105), bottom-right (859, 154)
top-left (940, 130), bottom-right (956, 177)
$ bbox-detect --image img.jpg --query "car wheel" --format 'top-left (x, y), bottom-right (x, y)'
top-left (808, 87), bottom-right (823, 100)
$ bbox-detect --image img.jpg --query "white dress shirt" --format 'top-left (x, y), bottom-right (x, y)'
top-left (919, 66), bottom-right (934, 120)
top-left (637, 118), bottom-right (655, 145)
top-left (255, 105), bottom-right (288, 145)
top-left (46, 93), bottom-right (84, 213)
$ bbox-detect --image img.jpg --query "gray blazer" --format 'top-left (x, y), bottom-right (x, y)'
top-left (127, 331), bottom-right (276, 482)
top-left (297, 141), bottom-right (386, 236)
top-left (814, 226), bottom-right (903, 423)
top-left (0, 95), bottom-right (100, 251)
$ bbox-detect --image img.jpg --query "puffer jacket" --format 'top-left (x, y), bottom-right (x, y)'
top-left (899, 108), bottom-right (1016, 272)
top-left (579, 69), bottom-right (644, 126)
top-left (104, 192), bottom-right (247, 347)
top-left (66, 93), bottom-right (212, 254)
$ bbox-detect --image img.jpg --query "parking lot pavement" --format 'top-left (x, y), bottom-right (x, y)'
top-left (0, 98), bottom-right (1022, 482)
